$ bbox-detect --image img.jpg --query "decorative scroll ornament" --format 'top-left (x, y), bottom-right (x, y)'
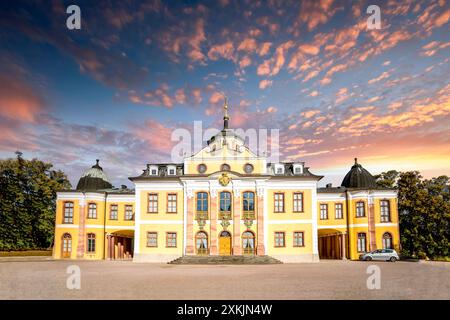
top-left (197, 218), bottom-right (206, 230)
top-left (221, 220), bottom-right (231, 230)
top-left (219, 172), bottom-right (231, 186)
top-left (244, 218), bottom-right (253, 229)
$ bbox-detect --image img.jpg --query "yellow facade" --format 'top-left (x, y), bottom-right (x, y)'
top-left (54, 116), bottom-right (400, 263)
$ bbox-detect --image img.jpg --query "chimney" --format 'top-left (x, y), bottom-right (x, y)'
top-left (326, 183), bottom-right (332, 188)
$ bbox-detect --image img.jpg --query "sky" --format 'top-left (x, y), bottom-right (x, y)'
top-left (0, 0), bottom-right (449, 188)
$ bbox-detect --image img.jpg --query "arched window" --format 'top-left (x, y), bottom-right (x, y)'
top-left (63, 202), bottom-right (74, 224)
top-left (243, 192), bottom-right (255, 212)
top-left (87, 203), bottom-right (97, 219)
top-left (242, 231), bottom-right (255, 255)
top-left (87, 233), bottom-right (96, 253)
top-left (62, 233), bottom-right (72, 258)
top-left (382, 232), bottom-right (393, 249)
top-left (221, 163), bottom-right (230, 171)
top-left (196, 192), bottom-right (208, 212)
top-left (357, 233), bottom-right (367, 252)
top-left (196, 231), bottom-right (208, 255)
top-left (220, 192), bottom-right (232, 212)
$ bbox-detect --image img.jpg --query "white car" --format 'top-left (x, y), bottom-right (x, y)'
top-left (360, 249), bottom-right (399, 262)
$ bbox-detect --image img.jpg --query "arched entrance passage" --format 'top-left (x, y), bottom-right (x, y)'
top-left (107, 230), bottom-right (134, 260)
top-left (62, 233), bottom-right (72, 258)
top-left (318, 229), bottom-right (347, 260)
top-left (242, 231), bottom-right (255, 255)
top-left (196, 231), bottom-right (208, 255)
top-left (219, 231), bottom-right (232, 256)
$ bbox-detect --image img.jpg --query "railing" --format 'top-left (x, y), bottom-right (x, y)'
top-left (195, 212), bottom-right (209, 220)
top-left (197, 248), bottom-right (209, 255)
top-left (219, 212), bottom-right (232, 220)
top-left (242, 212), bottom-right (255, 220)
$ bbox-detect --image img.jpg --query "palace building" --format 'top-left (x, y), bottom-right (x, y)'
top-left (53, 103), bottom-right (400, 263)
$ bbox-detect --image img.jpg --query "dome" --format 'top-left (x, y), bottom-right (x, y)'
top-left (341, 158), bottom-right (377, 189)
top-left (76, 159), bottom-right (113, 191)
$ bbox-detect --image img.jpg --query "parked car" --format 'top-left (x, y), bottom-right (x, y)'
top-left (360, 249), bottom-right (400, 262)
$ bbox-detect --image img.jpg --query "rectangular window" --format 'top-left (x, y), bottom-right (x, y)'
top-left (124, 205), bottom-right (133, 220)
top-left (335, 203), bottom-right (343, 219)
top-left (166, 232), bottom-right (177, 247)
top-left (167, 194), bottom-right (177, 213)
top-left (274, 232), bottom-right (285, 247)
top-left (109, 204), bottom-right (118, 220)
top-left (357, 233), bottom-right (367, 252)
top-left (380, 200), bottom-right (391, 222)
top-left (220, 192), bottom-right (231, 212)
top-left (148, 193), bottom-right (158, 213)
top-left (293, 231), bottom-right (304, 247)
top-left (243, 192), bottom-right (255, 212)
top-left (87, 203), bottom-right (97, 219)
top-left (63, 202), bottom-right (74, 224)
top-left (147, 232), bottom-right (157, 247)
top-left (196, 192), bottom-right (208, 212)
top-left (356, 202), bottom-right (365, 217)
top-left (87, 233), bottom-right (96, 253)
top-left (274, 193), bottom-right (284, 213)
top-left (320, 204), bottom-right (328, 220)
top-left (293, 192), bottom-right (303, 212)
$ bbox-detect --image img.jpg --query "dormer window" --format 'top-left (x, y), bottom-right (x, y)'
top-left (149, 165), bottom-right (158, 176)
top-left (167, 165), bottom-right (176, 176)
top-left (293, 163), bottom-right (303, 175)
top-left (274, 164), bottom-right (284, 175)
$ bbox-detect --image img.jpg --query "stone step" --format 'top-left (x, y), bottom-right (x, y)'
top-left (168, 255), bottom-right (283, 265)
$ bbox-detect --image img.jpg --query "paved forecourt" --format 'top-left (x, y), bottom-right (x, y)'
top-left (0, 258), bottom-right (448, 299)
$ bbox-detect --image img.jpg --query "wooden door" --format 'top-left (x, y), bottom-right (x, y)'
top-left (219, 234), bottom-right (231, 255)
top-left (62, 233), bottom-right (72, 258)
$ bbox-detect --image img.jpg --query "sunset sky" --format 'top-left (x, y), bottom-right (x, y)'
top-left (0, 0), bottom-right (449, 188)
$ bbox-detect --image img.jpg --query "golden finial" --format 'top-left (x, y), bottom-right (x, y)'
top-left (224, 96), bottom-right (229, 119)
top-left (223, 95), bottom-right (230, 130)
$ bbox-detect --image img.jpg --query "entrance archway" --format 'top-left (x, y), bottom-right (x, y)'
top-left (242, 231), bottom-right (255, 255)
top-left (219, 231), bottom-right (232, 255)
top-left (107, 230), bottom-right (134, 260)
top-left (196, 231), bottom-right (209, 255)
top-left (318, 229), bottom-right (347, 259)
top-left (62, 233), bottom-right (72, 258)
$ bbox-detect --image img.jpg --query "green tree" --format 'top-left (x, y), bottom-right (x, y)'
top-left (0, 152), bottom-right (71, 251)
top-left (376, 171), bottom-right (450, 259)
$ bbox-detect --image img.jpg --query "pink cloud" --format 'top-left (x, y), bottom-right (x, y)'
top-left (0, 75), bottom-right (44, 123)
top-left (259, 79), bottom-right (273, 90)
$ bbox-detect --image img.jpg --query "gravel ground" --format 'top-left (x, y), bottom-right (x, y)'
top-left (0, 258), bottom-right (448, 299)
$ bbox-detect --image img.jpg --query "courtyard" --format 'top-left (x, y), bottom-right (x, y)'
top-left (0, 258), bottom-right (448, 300)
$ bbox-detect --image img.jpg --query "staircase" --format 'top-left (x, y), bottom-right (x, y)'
top-left (168, 255), bottom-right (283, 265)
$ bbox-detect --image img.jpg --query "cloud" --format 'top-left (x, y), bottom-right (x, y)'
top-left (207, 41), bottom-right (235, 61)
top-left (257, 41), bottom-right (294, 76)
top-left (0, 75), bottom-right (44, 123)
top-left (368, 71), bottom-right (390, 84)
top-left (259, 79), bottom-right (273, 90)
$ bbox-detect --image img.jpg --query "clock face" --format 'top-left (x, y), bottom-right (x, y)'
top-left (244, 163), bottom-right (254, 174)
top-left (198, 164), bottom-right (207, 174)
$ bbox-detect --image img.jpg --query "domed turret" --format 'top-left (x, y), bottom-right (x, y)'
top-left (341, 158), bottom-right (377, 189)
top-left (76, 159), bottom-right (113, 191)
